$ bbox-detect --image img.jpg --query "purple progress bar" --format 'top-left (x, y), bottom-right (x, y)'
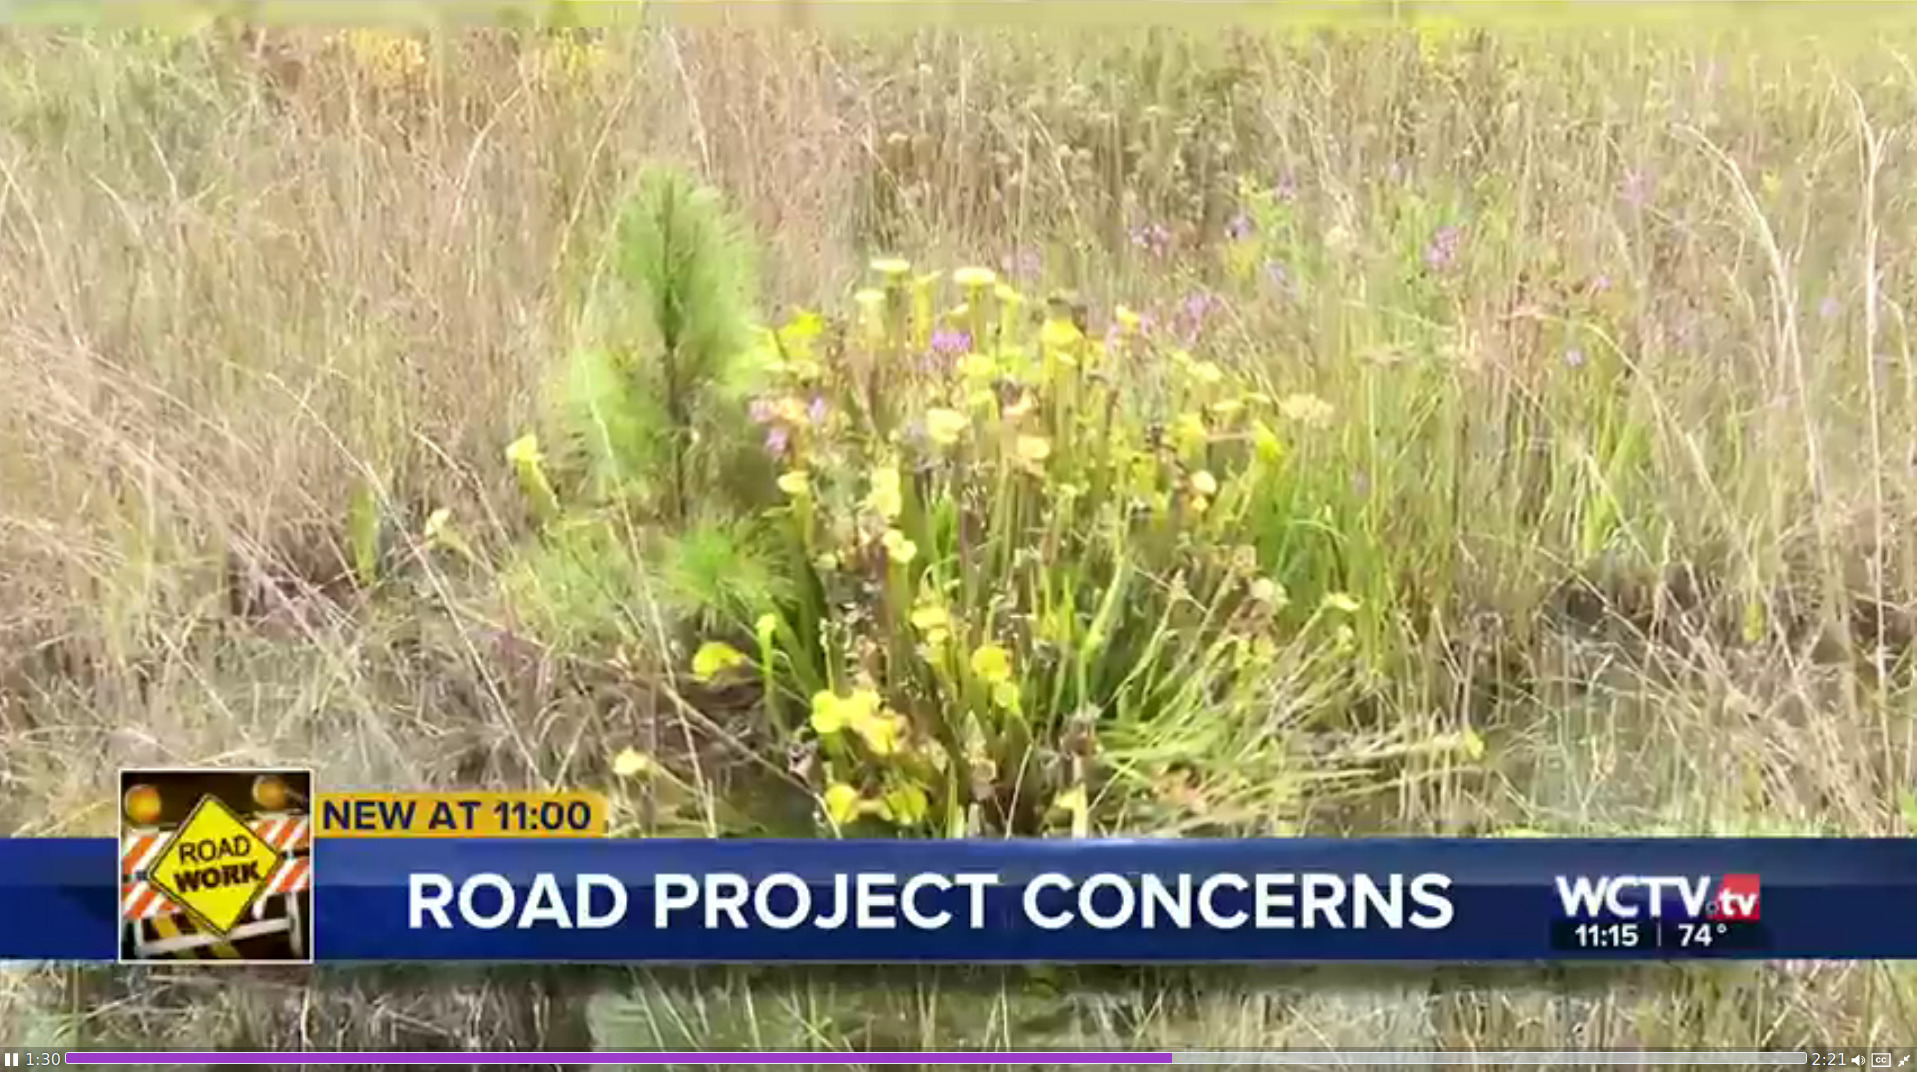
top-left (64, 1054), bottom-right (1170, 1066)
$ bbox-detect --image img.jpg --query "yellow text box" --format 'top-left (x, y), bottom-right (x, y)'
top-left (317, 792), bottom-right (608, 838)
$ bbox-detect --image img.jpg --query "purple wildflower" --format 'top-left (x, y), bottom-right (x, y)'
top-left (1263, 260), bottom-right (1290, 290)
top-left (1423, 225), bottom-right (1463, 272)
top-left (1274, 172), bottom-right (1298, 202)
top-left (808, 396), bottom-right (829, 423)
top-left (1819, 295), bottom-right (1841, 321)
top-left (1131, 222), bottom-right (1173, 259)
top-left (1591, 274), bottom-right (1612, 294)
top-left (1564, 348), bottom-right (1586, 369)
top-left (930, 328), bottom-right (972, 357)
top-left (1175, 291), bottom-right (1223, 342)
top-left (749, 397), bottom-right (776, 424)
top-left (1226, 213), bottom-right (1255, 241)
top-left (765, 426), bottom-right (791, 456)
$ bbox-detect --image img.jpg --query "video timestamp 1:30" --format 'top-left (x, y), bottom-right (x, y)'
top-left (1550, 919), bottom-right (1770, 954)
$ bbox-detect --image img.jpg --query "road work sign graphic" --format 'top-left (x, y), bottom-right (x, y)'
top-left (147, 796), bottom-right (281, 935)
top-left (119, 768), bottom-right (314, 964)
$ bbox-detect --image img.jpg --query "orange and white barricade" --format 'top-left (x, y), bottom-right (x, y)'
top-left (251, 811), bottom-right (312, 919)
top-left (122, 811), bottom-right (311, 960)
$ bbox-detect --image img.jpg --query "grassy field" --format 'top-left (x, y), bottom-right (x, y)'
top-left (3, 4), bottom-right (1917, 1064)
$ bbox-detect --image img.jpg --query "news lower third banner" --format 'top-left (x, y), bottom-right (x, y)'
top-left (4, 837), bottom-right (1917, 962)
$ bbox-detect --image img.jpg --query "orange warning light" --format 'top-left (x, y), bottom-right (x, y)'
top-left (124, 783), bottom-right (163, 826)
top-left (252, 774), bottom-right (290, 811)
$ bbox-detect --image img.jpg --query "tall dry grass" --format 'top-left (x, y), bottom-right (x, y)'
top-left (2, 11), bottom-right (1916, 1060)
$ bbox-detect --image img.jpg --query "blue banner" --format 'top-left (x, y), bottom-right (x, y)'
top-left (7, 837), bottom-right (1917, 961)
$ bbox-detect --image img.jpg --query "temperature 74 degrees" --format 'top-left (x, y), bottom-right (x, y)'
top-left (1677, 922), bottom-right (1726, 947)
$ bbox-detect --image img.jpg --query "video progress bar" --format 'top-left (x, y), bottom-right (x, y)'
top-left (1170, 1055), bottom-right (1807, 1066)
top-left (54, 1051), bottom-right (1812, 1066)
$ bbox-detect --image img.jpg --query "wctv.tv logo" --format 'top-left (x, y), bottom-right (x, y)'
top-left (1554, 874), bottom-right (1761, 921)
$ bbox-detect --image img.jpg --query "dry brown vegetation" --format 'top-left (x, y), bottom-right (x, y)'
top-left (4, 8), bottom-right (1917, 1062)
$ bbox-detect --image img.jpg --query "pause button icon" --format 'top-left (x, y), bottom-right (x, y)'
top-left (4, 1052), bottom-right (19, 1067)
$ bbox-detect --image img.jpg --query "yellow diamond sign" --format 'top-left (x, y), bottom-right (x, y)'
top-left (146, 795), bottom-right (281, 936)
